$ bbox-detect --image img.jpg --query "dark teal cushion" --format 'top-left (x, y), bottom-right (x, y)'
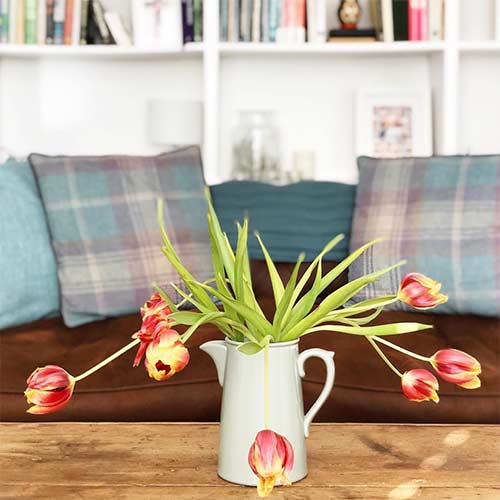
top-left (0, 159), bottom-right (60, 329)
top-left (211, 181), bottom-right (356, 262)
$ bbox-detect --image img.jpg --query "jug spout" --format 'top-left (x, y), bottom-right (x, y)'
top-left (200, 340), bottom-right (227, 386)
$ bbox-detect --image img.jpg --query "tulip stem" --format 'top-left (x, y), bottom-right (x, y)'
top-left (263, 343), bottom-right (270, 430)
top-left (373, 336), bottom-right (431, 362)
top-left (74, 339), bottom-right (141, 382)
top-left (367, 336), bottom-right (403, 378)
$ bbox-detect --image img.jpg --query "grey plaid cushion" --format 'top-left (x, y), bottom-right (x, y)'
top-left (30, 147), bottom-right (213, 327)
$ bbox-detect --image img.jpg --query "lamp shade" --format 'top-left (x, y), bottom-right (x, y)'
top-left (147, 99), bottom-right (203, 146)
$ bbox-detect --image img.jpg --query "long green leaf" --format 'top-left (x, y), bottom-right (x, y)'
top-left (255, 232), bottom-right (285, 307)
top-left (180, 311), bottom-right (226, 343)
top-left (302, 322), bottom-right (433, 337)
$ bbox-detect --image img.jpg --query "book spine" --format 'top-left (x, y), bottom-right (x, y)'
top-left (240, 0), bottom-right (251, 42)
top-left (228, 0), bottom-right (239, 41)
top-left (71, 0), bottom-right (80, 45)
top-left (219, 0), bottom-right (227, 41)
top-left (295, 0), bottom-right (306, 42)
top-left (409, 0), bottom-right (428, 41)
top-left (0, 0), bottom-right (8, 43)
top-left (8, 0), bottom-right (16, 43)
top-left (261, 0), bottom-right (269, 42)
top-left (24, 0), bottom-right (37, 44)
top-left (251, 0), bottom-right (261, 42)
top-left (92, 0), bottom-right (112, 44)
top-left (63, 0), bottom-right (73, 44)
top-left (103, 11), bottom-right (131, 46)
top-left (496, 0), bottom-right (500, 41)
top-left (53, 0), bottom-right (65, 44)
top-left (37, 0), bottom-right (46, 44)
top-left (392, 0), bottom-right (408, 41)
top-left (46, 0), bottom-right (54, 43)
top-left (79, 0), bottom-right (88, 44)
top-left (182, 0), bottom-right (194, 43)
top-left (381, 0), bottom-right (393, 42)
top-left (428, 0), bottom-right (442, 41)
top-left (15, 0), bottom-right (24, 44)
top-left (268, 0), bottom-right (279, 41)
top-left (193, 0), bottom-right (202, 42)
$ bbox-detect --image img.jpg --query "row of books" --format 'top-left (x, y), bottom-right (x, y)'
top-left (0, 1), bottom-right (204, 47)
top-left (374, 0), bottom-right (444, 42)
top-left (219, 0), bottom-right (444, 44)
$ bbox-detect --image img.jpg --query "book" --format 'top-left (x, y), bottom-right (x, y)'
top-left (251, 0), bottom-right (261, 42)
top-left (25, 0), bottom-right (37, 44)
top-left (381, 0), bottom-right (393, 42)
top-left (183, 0), bottom-right (194, 43)
top-left (63, 0), bottom-right (74, 45)
top-left (71, 0), bottom-right (81, 45)
top-left (8, 0), bottom-right (16, 43)
top-left (268, 0), bottom-right (280, 41)
top-left (92, 0), bottom-right (113, 44)
top-left (428, 0), bottom-right (443, 41)
top-left (14, 0), bottom-right (24, 44)
top-left (370, 0), bottom-right (383, 41)
top-left (240, 0), bottom-right (251, 42)
top-left (227, 0), bottom-right (239, 42)
top-left (0, 0), bottom-right (9, 43)
top-left (46, 0), bottom-right (55, 43)
top-left (261, 0), bottom-right (269, 42)
top-left (277, 0), bottom-right (306, 43)
top-left (409, 0), bottom-right (428, 41)
top-left (104, 10), bottom-right (131, 45)
top-left (37, 0), bottom-right (46, 44)
top-left (392, 0), bottom-right (408, 41)
top-left (307, 0), bottom-right (326, 43)
top-left (193, 0), bottom-right (202, 42)
top-left (132, 0), bottom-right (183, 48)
top-left (328, 36), bottom-right (376, 42)
top-left (219, 0), bottom-right (227, 41)
top-left (79, 0), bottom-right (89, 44)
top-left (53, 0), bottom-right (65, 44)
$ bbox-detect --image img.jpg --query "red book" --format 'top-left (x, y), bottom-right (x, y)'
top-left (64, 0), bottom-right (74, 45)
top-left (408, 0), bottom-right (428, 41)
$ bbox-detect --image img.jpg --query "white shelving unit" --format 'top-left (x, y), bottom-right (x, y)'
top-left (1, 0), bottom-right (499, 185)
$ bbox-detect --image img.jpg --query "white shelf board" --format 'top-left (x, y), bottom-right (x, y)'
top-left (218, 41), bottom-right (446, 55)
top-left (0, 42), bottom-right (204, 59)
top-left (459, 41), bottom-right (500, 53)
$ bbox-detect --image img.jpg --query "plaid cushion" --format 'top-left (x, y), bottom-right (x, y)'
top-left (349, 156), bottom-right (500, 317)
top-left (30, 147), bottom-right (213, 327)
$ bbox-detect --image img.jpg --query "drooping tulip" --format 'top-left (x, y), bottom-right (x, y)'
top-left (144, 328), bottom-right (190, 381)
top-left (401, 369), bottom-right (440, 403)
top-left (248, 429), bottom-right (294, 498)
top-left (398, 273), bottom-right (448, 310)
top-left (25, 365), bottom-right (75, 415)
top-left (430, 348), bottom-right (481, 389)
top-left (132, 292), bottom-right (173, 367)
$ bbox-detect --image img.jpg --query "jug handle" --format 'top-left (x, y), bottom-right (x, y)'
top-left (297, 349), bottom-right (335, 438)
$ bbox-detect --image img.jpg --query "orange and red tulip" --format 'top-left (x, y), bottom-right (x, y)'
top-left (430, 348), bottom-right (481, 389)
top-left (401, 369), bottom-right (440, 403)
top-left (25, 365), bottom-right (75, 415)
top-left (132, 292), bottom-right (173, 367)
top-left (248, 429), bottom-right (294, 498)
top-left (144, 328), bottom-right (190, 381)
top-left (398, 273), bottom-right (448, 310)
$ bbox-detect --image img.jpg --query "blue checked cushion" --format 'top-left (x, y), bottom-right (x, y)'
top-left (349, 155), bottom-right (500, 317)
top-left (29, 147), bottom-right (213, 327)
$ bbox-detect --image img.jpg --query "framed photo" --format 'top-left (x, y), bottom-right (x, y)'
top-left (356, 89), bottom-right (432, 158)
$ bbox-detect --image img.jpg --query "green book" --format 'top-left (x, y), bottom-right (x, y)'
top-left (193, 0), bottom-right (202, 42)
top-left (24, 0), bottom-right (37, 44)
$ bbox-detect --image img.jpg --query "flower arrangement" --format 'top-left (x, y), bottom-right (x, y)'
top-left (25, 192), bottom-right (481, 497)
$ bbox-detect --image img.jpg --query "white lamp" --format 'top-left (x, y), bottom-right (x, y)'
top-left (147, 99), bottom-right (203, 149)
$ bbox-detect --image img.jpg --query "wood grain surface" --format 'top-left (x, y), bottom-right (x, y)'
top-left (1, 423), bottom-right (499, 499)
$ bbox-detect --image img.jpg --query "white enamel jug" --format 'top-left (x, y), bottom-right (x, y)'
top-left (200, 338), bottom-right (335, 486)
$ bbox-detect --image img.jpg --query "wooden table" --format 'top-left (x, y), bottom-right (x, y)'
top-left (1, 423), bottom-right (499, 499)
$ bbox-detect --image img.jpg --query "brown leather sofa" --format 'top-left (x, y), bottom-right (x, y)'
top-left (1, 261), bottom-right (498, 423)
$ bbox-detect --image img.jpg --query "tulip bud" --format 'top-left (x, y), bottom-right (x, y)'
top-left (132, 292), bottom-right (173, 367)
top-left (398, 273), bottom-right (448, 310)
top-left (430, 349), bottom-right (481, 389)
top-left (144, 328), bottom-right (190, 381)
top-left (401, 369), bottom-right (440, 403)
top-left (25, 365), bottom-right (75, 415)
top-left (248, 430), bottom-right (294, 498)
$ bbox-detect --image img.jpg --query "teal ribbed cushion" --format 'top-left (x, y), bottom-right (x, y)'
top-left (0, 159), bottom-right (59, 329)
top-left (211, 181), bottom-right (356, 262)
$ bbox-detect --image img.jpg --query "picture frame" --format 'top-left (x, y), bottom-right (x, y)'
top-left (355, 88), bottom-right (432, 158)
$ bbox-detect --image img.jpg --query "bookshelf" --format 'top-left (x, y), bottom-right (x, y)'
top-left (1, 0), bottom-right (499, 185)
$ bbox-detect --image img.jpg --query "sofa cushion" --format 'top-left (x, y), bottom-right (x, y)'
top-left (211, 181), bottom-right (356, 262)
top-left (29, 147), bottom-right (213, 327)
top-left (1, 297), bottom-right (498, 424)
top-left (349, 155), bottom-right (500, 317)
top-left (0, 158), bottom-right (59, 329)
